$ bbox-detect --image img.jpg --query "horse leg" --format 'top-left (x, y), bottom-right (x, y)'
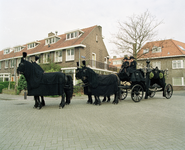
top-left (66, 91), bottom-right (70, 105)
top-left (107, 96), bottom-right (110, 102)
top-left (41, 96), bottom-right (45, 106)
top-left (87, 94), bottom-right (93, 104)
top-left (94, 96), bottom-right (101, 105)
top-left (33, 96), bottom-right (38, 108)
top-left (112, 92), bottom-right (118, 104)
top-left (102, 96), bottom-right (106, 102)
top-left (59, 93), bottom-right (65, 109)
top-left (37, 96), bottom-right (42, 109)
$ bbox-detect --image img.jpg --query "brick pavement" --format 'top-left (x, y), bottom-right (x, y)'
top-left (0, 91), bottom-right (185, 150)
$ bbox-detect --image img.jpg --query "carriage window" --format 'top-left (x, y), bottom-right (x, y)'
top-left (55, 50), bottom-right (62, 62)
top-left (172, 60), bottom-right (183, 69)
top-left (66, 49), bottom-right (74, 61)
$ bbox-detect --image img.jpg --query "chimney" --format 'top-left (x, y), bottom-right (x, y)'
top-left (55, 31), bottom-right (58, 35)
top-left (48, 32), bottom-right (55, 37)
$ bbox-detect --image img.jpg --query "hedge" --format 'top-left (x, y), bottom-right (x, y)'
top-left (0, 84), bottom-right (4, 93)
top-left (0, 81), bottom-right (15, 89)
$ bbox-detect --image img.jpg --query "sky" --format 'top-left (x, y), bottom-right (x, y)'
top-left (0, 0), bottom-right (185, 57)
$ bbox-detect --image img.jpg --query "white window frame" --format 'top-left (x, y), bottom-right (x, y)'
top-left (172, 77), bottom-right (185, 86)
top-left (43, 53), bottom-right (50, 63)
top-left (17, 58), bottom-right (21, 67)
top-left (152, 46), bottom-right (161, 53)
top-left (143, 48), bottom-right (149, 54)
top-left (55, 50), bottom-right (63, 62)
top-left (152, 61), bottom-right (161, 69)
top-left (10, 59), bottom-right (15, 68)
top-left (66, 49), bottom-right (74, 61)
top-left (66, 31), bottom-right (80, 40)
top-left (5, 60), bottom-right (9, 68)
top-left (4, 49), bottom-right (10, 54)
top-left (172, 60), bottom-right (184, 69)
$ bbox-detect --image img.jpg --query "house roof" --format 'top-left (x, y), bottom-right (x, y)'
top-left (137, 39), bottom-right (185, 60)
top-left (0, 25), bottom-right (97, 61)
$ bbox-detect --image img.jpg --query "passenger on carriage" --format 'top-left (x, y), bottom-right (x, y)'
top-left (128, 56), bottom-right (137, 73)
top-left (119, 56), bottom-right (129, 74)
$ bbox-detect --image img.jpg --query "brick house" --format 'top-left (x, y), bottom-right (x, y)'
top-left (137, 39), bottom-right (185, 90)
top-left (0, 25), bottom-right (116, 85)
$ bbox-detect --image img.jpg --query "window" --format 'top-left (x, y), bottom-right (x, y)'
top-left (66, 49), bottom-right (74, 61)
top-left (17, 58), bottom-right (21, 67)
top-left (5, 60), bottom-right (9, 68)
top-left (0, 62), bottom-right (1, 69)
top-left (172, 60), bottom-right (184, 69)
top-left (178, 45), bottom-right (185, 51)
top-left (10, 59), bottom-right (14, 68)
top-left (152, 61), bottom-right (161, 69)
top-left (66, 30), bottom-right (83, 40)
top-left (4, 49), bottom-right (10, 54)
top-left (45, 37), bottom-right (60, 45)
top-left (27, 42), bottom-right (39, 49)
top-left (113, 60), bottom-right (122, 65)
top-left (152, 46), bottom-right (161, 53)
top-left (14, 46), bottom-right (24, 52)
top-left (143, 48), bottom-right (149, 53)
top-left (43, 53), bottom-right (50, 63)
top-left (173, 77), bottom-right (185, 86)
top-left (55, 51), bottom-right (62, 62)
top-left (96, 34), bottom-right (98, 43)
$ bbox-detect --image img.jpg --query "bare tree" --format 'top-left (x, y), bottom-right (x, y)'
top-left (111, 10), bottom-right (163, 60)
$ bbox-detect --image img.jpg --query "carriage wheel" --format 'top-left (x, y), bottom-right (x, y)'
top-left (149, 91), bottom-right (156, 98)
top-left (120, 89), bottom-right (128, 100)
top-left (131, 84), bottom-right (144, 102)
top-left (164, 84), bottom-right (173, 99)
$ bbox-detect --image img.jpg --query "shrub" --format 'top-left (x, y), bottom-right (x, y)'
top-left (0, 84), bottom-right (4, 93)
top-left (17, 75), bottom-right (27, 94)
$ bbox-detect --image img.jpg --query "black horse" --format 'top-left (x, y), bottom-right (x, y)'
top-left (17, 57), bottom-right (73, 109)
top-left (75, 61), bottom-right (120, 105)
top-left (75, 67), bottom-right (110, 104)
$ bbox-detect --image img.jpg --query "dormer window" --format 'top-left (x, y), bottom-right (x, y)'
top-left (143, 48), bottom-right (149, 54)
top-left (27, 41), bottom-right (40, 49)
top-left (45, 36), bottom-right (60, 45)
top-left (152, 46), bottom-right (161, 53)
top-left (178, 45), bottom-right (185, 51)
top-left (3, 48), bottom-right (13, 55)
top-left (14, 46), bottom-right (25, 52)
top-left (66, 29), bottom-right (84, 40)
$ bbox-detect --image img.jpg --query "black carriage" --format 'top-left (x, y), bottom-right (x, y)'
top-left (118, 59), bottom-right (173, 102)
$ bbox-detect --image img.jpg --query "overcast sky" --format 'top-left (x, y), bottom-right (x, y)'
top-left (0, 0), bottom-right (185, 57)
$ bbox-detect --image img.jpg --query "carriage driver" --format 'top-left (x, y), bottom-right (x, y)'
top-left (119, 56), bottom-right (129, 74)
top-left (129, 56), bottom-right (137, 71)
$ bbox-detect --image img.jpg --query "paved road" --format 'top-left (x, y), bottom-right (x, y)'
top-left (0, 91), bottom-right (185, 150)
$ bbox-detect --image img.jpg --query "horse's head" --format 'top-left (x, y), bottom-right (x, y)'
top-left (17, 58), bottom-right (25, 75)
